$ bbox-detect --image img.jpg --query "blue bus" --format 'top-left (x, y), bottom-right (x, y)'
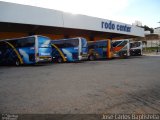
top-left (51, 37), bottom-right (88, 62)
top-left (88, 40), bottom-right (112, 60)
top-left (0, 35), bottom-right (52, 66)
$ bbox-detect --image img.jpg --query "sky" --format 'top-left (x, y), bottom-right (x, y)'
top-left (1, 0), bottom-right (160, 28)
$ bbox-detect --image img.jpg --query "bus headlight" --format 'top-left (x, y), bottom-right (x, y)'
top-left (113, 53), bottom-right (118, 57)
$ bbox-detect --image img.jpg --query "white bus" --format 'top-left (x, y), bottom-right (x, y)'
top-left (130, 41), bottom-right (143, 56)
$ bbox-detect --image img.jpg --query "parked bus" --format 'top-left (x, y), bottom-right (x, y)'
top-left (88, 40), bottom-right (112, 60)
top-left (51, 37), bottom-right (88, 62)
top-left (0, 35), bottom-right (52, 66)
top-left (112, 39), bottom-right (130, 58)
top-left (130, 41), bottom-right (143, 56)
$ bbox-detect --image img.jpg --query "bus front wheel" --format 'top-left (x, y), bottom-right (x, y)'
top-left (139, 51), bottom-right (142, 56)
top-left (89, 55), bottom-right (95, 61)
top-left (15, 59), bottom-right (20, 66)
top-left (57, 57), bottom-right (63, 63)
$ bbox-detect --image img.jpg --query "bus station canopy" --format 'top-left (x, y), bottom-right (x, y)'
top-left (0, 1), bottom-right (144, 39)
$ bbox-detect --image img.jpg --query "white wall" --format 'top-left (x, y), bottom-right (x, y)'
top-left (144, 40), bottom-right (160, 47)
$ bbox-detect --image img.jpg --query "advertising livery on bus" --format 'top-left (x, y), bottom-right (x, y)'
top-left (0, 35), bottom-right (52, 66)
top-left (51, 37), bottom-right (88, 62)
top-left (130, 41), bottom-right (143, 56)
top-left (112, 39), bottom-right (130, 58)
top-left (88, 40), bottom-right (112, 60)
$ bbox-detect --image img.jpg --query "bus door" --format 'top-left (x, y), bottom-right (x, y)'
top-left (97, 41), bottom-right (107, 59)
top-left (80, 38), bottom-right (88, 60)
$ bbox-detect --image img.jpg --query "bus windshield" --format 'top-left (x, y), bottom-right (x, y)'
top-left (98, 41), bottom-right (107, 48)
top-left (38, 36), bottom-right (51, 48)
top-left (130, 42), bottom-right (141, 48)
top-left (8, 37), bottom-right (35, 48)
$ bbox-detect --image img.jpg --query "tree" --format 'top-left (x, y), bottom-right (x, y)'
top-left (141, 25), bottom-right (154, 33)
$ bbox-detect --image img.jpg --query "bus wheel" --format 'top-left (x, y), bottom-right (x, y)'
top-left (57, 57), bottom-right (63, 63)
top-left (89, 55), bottom-right (95, 61)
top-left (139, 52), bottom-right (142, 56)
top-left (15, 59), bottom-right (20, 66)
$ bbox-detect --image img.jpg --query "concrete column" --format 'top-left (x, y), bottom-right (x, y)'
top-left (107, 39), bottom-right (112, 59)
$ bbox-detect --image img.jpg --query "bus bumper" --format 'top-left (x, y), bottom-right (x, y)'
top-left (36, 56), bottom-right (52, 63)
top-left (79, 54), bottom-right (88, 60)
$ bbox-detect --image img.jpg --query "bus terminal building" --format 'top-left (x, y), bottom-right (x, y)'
top-left (0, 1), bottom-right (144, 41)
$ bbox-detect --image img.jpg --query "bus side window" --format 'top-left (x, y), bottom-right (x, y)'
top-left (112, 41), bottom-right (121, 47)
top-left (10, 40), bottom-right (18, 48)
top-left (14, 37), bottom-right (35, 48)
top-left (88, 45), bottom-right (95, 49)
top-left (98, 41), bottom-right (106, 48)
top-left (55, 43), bottom-right (66, 48)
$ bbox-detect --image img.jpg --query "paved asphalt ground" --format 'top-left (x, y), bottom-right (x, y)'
top-left (0, 55), bottom-right (160, 114)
